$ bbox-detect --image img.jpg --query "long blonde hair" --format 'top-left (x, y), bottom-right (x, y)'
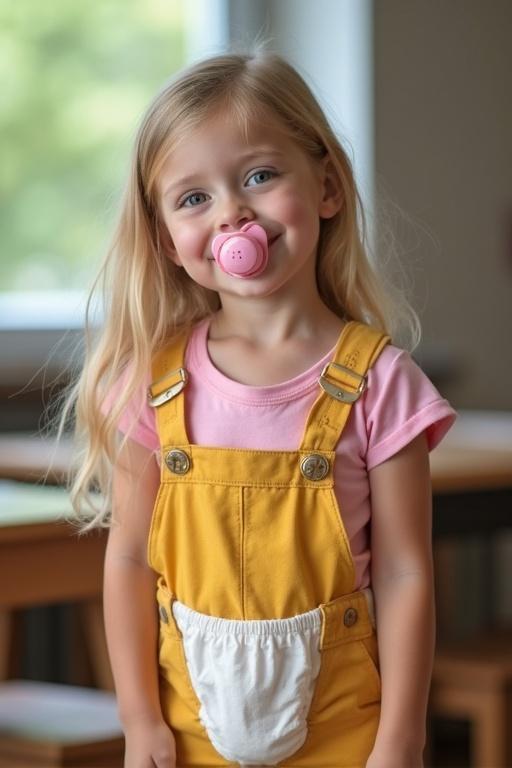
top-left (56, 51), bottom-right (420, 528)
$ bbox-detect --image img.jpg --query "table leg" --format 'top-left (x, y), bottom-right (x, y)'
top-left (0, 610), bottom-right (23, 680)
top-left (473, 689), bottom-right (507, 768)
top-left (0, 611), bottom-right (11, 679)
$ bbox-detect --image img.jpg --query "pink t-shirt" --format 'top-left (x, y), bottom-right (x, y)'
top-left (105, 318), bottom-right (456, 590)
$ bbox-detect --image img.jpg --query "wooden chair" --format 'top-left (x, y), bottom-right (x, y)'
top-left (0, 680), bottom-right (124, 767)
top-left (428, 630), bottom-right (512, 768)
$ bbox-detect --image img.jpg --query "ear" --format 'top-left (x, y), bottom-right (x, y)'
top-left (318, 156), bottom-right (344, 219)
top-left (157, 220), bottom-right (182, 267)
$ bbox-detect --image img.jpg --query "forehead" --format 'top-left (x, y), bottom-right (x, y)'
top-left (188, 107), bottom-right (292, 148)
top-left (158, 110), bottom-right (304, 187)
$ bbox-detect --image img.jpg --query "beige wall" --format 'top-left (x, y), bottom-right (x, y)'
top-left (374, 1), bottom-right (512, 409)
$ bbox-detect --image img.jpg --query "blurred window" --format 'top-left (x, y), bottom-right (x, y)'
top-left (0, 0), bottom-right (226, 324)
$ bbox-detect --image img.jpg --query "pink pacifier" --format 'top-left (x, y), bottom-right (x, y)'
top-left (211, 222), bottom-right (268, 278)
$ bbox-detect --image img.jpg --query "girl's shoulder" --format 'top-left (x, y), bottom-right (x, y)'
top-left (367, 342), bottom-right (440, 401)
top-left (100, 320), bottom-right (208, 452)
top-left (369, 341), bottom-right (417, 382)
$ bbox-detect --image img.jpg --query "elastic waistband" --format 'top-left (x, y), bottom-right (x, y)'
top-left (172, 600), bottom-right (321, 637)
top-left (157, 581), bottom-right (376, 649)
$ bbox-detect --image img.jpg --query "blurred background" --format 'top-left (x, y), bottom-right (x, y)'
top-left (1, 0), bottom-right (511, 413)
top-left (0, 2), bottom-right (510, 767)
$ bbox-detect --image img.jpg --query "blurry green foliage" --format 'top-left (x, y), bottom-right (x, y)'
top-left (0, 0), bottom-right (185, 290)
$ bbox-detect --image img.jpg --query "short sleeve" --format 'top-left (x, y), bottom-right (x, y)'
top-left (364, 345), bottom-right (457, 470)
top-left (100, 365), bottom-right (159, 452)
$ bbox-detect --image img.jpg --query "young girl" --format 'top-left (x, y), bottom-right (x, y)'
top-left (64, 52), bottom-right (456, 767)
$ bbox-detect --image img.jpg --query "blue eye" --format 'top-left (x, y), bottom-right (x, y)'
top-left (247, 169), bottom-right (275, 186)
top-left (180, 192), bottom-right (208, 208)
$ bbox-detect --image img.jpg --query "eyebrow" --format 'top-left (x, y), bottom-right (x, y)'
top-left (163, 174), bottom-right (203, 197)
top-left (162, 148), bottom-right (286, 197)
top-left (239, 148), bottom-right (286, 160)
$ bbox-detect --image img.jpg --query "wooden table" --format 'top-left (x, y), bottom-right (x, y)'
top-left (0, 482), bottom-right (112, 689)
top-left (1, 410), bottom-right (511, 490)
top-left (0, 679), bottom-right (123, 767)
top-left (430, 409), bottom-right (512, 494)
top-left (0, 436), bottom-right (70, 485)
top-left (1, 409), bottom-right (511, 548)
top-left (0, 411), bottom-right (510, 685)
top-left (429, 410), bottom-right (512, 537)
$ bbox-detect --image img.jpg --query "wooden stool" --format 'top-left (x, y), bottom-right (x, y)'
top-left (0, 680), bottom-right (124, 767)
top-left (429, 631), bottom-right (512, 768)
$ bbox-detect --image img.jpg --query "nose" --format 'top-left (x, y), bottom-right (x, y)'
top-left (218, 194), bottom-right (255, 232)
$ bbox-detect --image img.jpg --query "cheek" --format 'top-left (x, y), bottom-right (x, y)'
top-left (273, 187), bottom-right (319, 228)
top-left (277, 197), bottom-right (321, 251)
top-left (168, 222), bottom-right (206, 259)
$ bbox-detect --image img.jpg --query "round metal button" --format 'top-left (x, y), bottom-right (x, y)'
top-left (300, 453), bottom-right (330, 481)
top-left (165, 449), bottom-right (190, 475)
top-left (159, 605), bottom-right (169, 624)
top-left (343, 607), bottom-right (358, 628)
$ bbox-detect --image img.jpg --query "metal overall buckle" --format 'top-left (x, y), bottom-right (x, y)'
top-left (147, 367), bottom-right (188, 408)
top-left (319, 362), bottom-right (367, 403)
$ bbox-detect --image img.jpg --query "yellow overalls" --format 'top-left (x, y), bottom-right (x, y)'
top-left (148, 321), bottom-right (390, 767)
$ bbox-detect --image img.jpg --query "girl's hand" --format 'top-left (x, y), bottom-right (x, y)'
top-left (123, 716), bottom-right (177, 768)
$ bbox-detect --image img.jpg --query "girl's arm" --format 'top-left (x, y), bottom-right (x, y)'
top-left (103, 436), bottom-right (176, 767)
top-left (366, 432), bottom-right (434, 768)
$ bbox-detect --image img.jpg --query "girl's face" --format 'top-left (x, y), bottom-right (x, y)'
top-left (157, 110), bottom-right (341, 300)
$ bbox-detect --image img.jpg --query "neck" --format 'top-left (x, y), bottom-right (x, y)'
top-left (210, 287), bottom-right (341, 348)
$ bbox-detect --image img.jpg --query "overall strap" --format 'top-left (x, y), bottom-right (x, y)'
top-left (299, 321), bottom-right (390, 453)
top-left (147, 333), bottom-right (189, 448)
